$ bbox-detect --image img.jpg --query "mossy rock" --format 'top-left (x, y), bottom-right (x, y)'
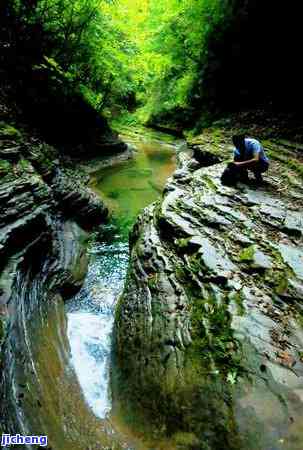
top-left (0, 159), bottom-right (12, 174)
top-left (0, 121), bottom-right (22, 140)
top-left (17, 159), bottom-right (32, 172)
top-left (172, 431), bottom-right (200, 448)
top-left (239, 245), bottom-right (255, 262)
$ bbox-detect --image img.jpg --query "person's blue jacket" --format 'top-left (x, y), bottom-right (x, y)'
top-left (234, 138), bottom-right (269, 163)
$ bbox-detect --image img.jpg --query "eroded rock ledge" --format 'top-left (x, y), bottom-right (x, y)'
top-left (0, 121), bottom-right (108, 436)
top-left (115, 142), bottom-right (303, 450)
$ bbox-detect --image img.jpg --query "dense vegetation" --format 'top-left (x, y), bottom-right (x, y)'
top-left (1, 0), bottom-right (302, 137)
top-left (0, 0), bottom-right (130, 152)
top-left (113, 0), bottom-right (302, 131)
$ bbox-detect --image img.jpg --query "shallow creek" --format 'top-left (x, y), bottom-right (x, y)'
top-left (19, 128), bottom-right (179, 450)
top-left (66, 128), bottom-right (181, 448)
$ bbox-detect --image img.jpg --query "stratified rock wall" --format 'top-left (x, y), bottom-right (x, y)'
top-left (0, 122), bottom-right (107, 436)
top-left (115, 146), bottom-right (303, 450)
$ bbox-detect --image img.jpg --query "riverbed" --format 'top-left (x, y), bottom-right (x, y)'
top-left (64, 128), bottom-right (181, 448)
top-left (0, 128), bottom-right (181, 450)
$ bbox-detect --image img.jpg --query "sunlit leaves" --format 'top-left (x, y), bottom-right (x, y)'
top-left (7, 0), bottom-right (231, 120)
top-left (105, 0), bottom-right (228, 124)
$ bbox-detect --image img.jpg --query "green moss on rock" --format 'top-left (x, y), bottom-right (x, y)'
top-left (239, 245), bottom-right (255, 262)
top-left (0, 159), bottom-right (12, 174)
top-left (0, 121), bottom-right (22, 140)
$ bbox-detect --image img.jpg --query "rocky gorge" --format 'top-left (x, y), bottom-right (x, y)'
top-left (0, 116), bottom-right (122, 445)
top-left (2, 0), bottom-right (303, 447)
top-left (115, 131), bottom-right (303, 450)
top-left (1, 108), bottom-right (303, 450)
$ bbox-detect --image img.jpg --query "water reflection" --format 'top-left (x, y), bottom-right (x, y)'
top-left (90, 131), bottom-right (179, 233)
top-left (65, 130), bottom-right (180, 447)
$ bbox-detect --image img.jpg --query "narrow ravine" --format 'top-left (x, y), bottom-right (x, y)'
top-left (64, 128), bottom-right (182, 447)
top-left (0, 128), bottom-right (182, 450)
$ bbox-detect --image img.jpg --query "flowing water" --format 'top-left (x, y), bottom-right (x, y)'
top-left (64, 128), bottom-right (181, 448)
top-left (1, 128), bottom-right (180, 450)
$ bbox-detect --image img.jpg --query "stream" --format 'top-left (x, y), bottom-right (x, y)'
top-left (64, 128), bottom-right (182, 448)
top-left (3, 126), bottom-right (303, 450)
top-left (0, 127), bottom-right (181, 450)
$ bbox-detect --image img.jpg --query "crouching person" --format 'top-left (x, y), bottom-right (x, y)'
top-left (221, 135), bottom-right (269, 185)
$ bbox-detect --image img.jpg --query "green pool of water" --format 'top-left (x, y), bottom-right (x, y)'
top-left (91, 130), bottom-right (181, 234)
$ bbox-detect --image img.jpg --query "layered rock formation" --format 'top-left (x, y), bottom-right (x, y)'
top-left (115, 138), bottom-right (303, 450)
top-left (0, 121), bottom-right (108, 438)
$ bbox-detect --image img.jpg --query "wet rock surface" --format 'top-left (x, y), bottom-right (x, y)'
top-left (115, 136), bottom-right (303, 449)
top-left (0, 121), bottom-right (109, 440)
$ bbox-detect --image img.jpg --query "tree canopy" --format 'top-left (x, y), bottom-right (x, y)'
top-left (2, 0), bottom-right (302, 133)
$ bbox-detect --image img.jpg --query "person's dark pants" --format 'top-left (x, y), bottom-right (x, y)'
top-left (221, 160), bottom-right (269, 185)
top-left (235, 158), bottom-right (269, 181)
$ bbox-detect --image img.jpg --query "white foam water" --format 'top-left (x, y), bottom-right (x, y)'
top-left (67, 310), bottom-right (114, 418)
top-left (66, 240), bottom-right (128, 419)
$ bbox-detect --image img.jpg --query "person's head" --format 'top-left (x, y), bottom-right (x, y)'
top-left (232, 134), bottom-right (246, 150)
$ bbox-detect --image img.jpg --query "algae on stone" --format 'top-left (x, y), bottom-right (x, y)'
top-left (115, 136), bottom-right (303, 449)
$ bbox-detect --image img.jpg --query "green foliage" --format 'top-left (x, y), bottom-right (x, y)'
top-left (95, 0), bottom-right (236, 128)
top-left (0, 121), bottom-right (22, 140)
top-left (4, 0), bottom-right (297, 131)
top-left (5, 0), bottom-right (140, 112)
top-left (3, 0), bottom-right (238, 127)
